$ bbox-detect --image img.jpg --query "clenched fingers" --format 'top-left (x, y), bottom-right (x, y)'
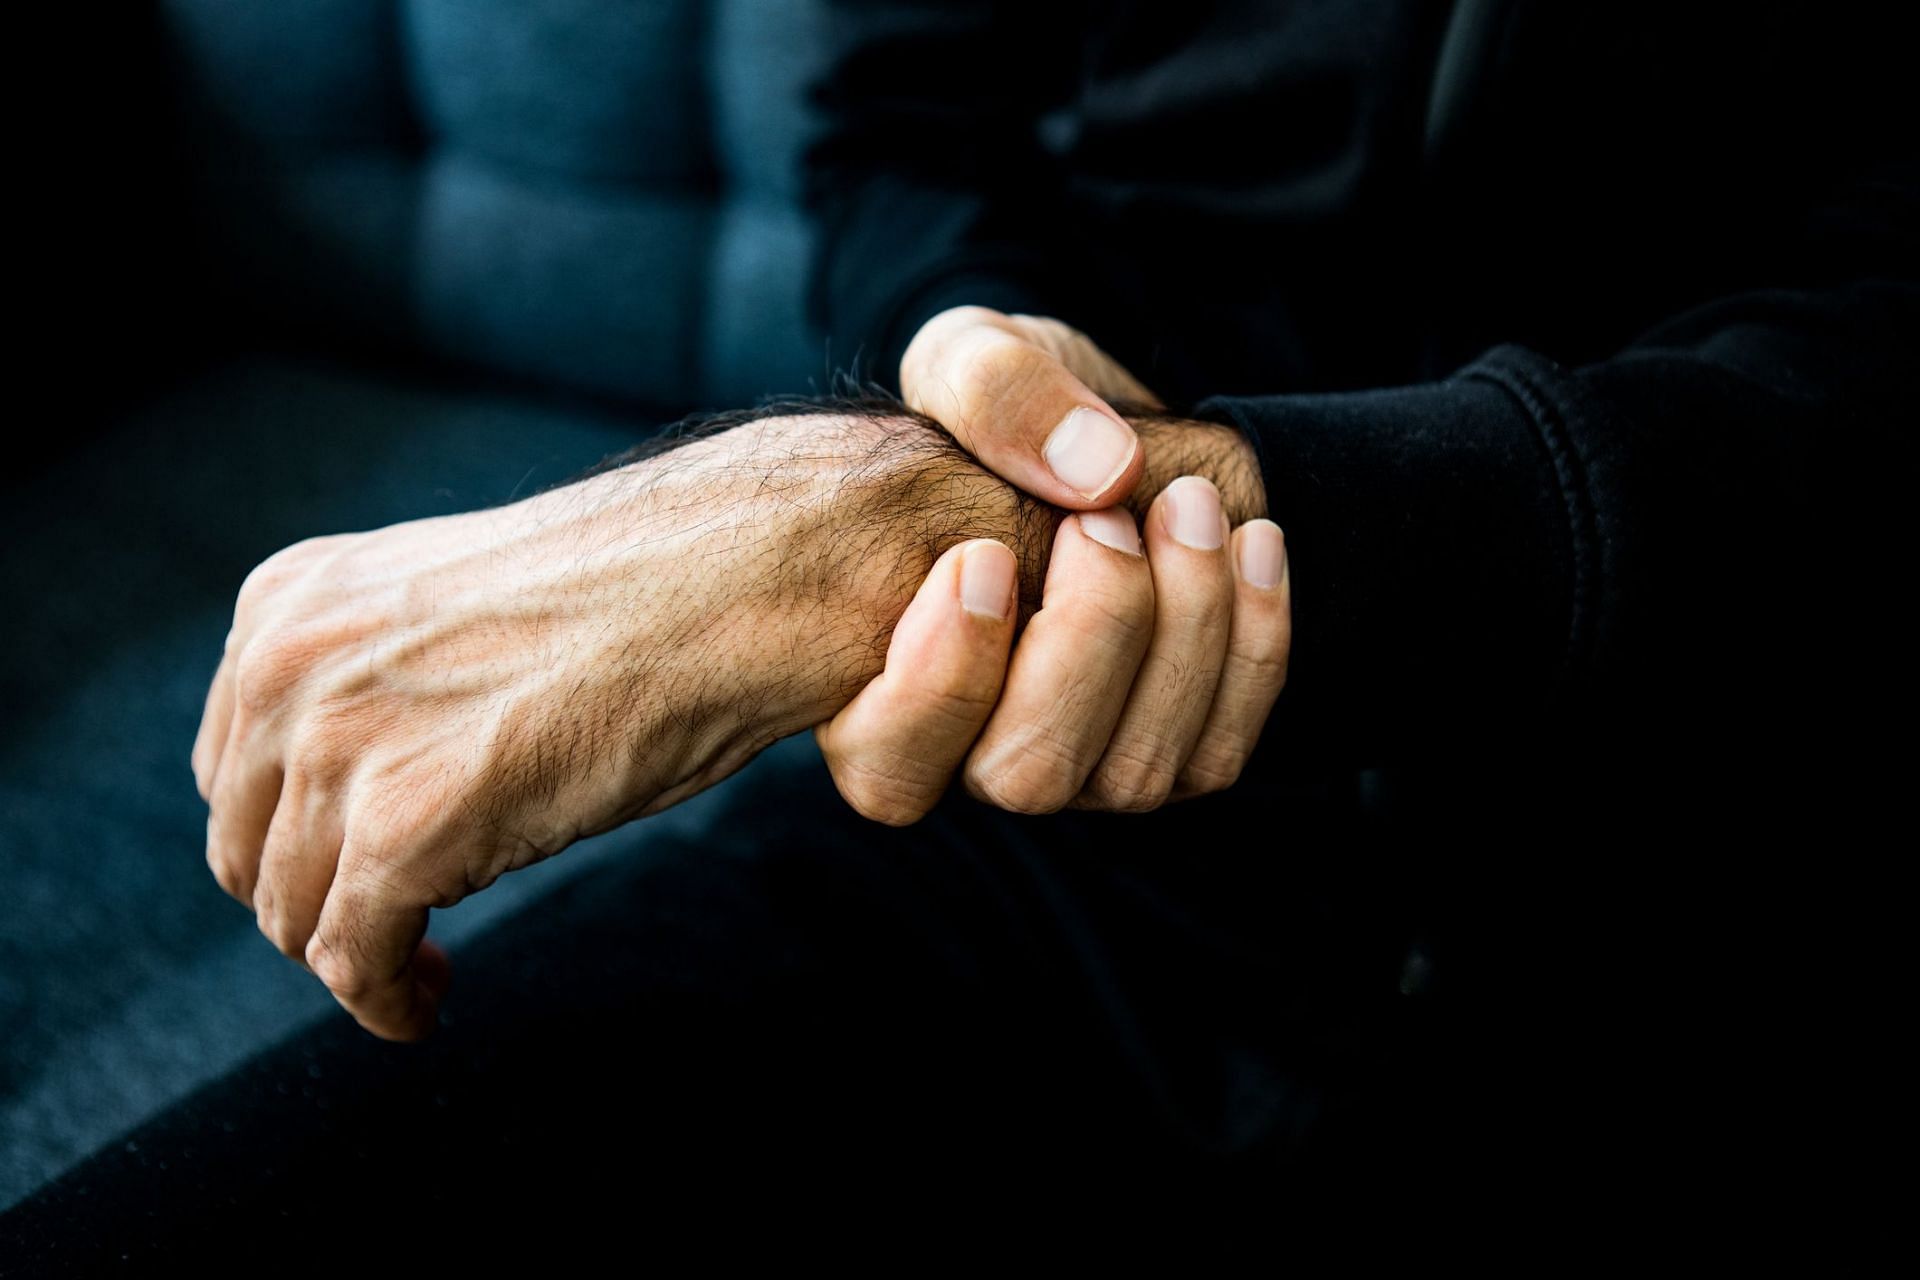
top-left (1171, 519), bottom-right (1291, 799)
top-left (1074, 476), bottom-right (1236, 811)
top-left (305, 850), bottom-right (451, 1043)
top-left (961, 508), bottom-right (1155, 813)
top-left (252, 775), bottom-right (344, 974)
top-left (815, 539), bottom-right (1018, 825)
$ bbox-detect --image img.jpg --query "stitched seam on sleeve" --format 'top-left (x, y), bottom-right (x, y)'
top-left (1463, 355), bottom-right (1599, 692)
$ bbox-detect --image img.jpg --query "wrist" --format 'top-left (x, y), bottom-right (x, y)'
top-left (609, 409), bottom-right (1057, 743)
top-left (1119, 414), bottom-right (1268, 525)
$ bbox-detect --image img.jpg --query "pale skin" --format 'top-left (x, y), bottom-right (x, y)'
top-left (192, 311), bottom-right (1290, 1044)
top-left (819, 304), bottom-right (1292, 820)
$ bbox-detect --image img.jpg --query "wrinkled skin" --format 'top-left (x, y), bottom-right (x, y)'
top-left (192, 407), bottom-right (1273, 1043)
top-left (192, 411), bottom-right (1048, 1042)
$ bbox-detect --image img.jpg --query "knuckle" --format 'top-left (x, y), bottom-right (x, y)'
top-left (953, 332), bottom-right (1052, 424)
top-left (967, 771), bottom-right (1068, 816)
top-left (965, 735), bottom-right (1084, 815)
top-left (1178, 743), bottom-right (1247, 796)
top-left (905, 307), bottom-right (1012, 407)
top-left (917, 678), bottom-right (1002, 729)
top-left (1228, 631), bottom-right (1291, 687)
top-left (982, 332), bottom-right (1053, 394)
top-left (256, 899), bottom-right (302, 959)
top-left (836, 762), bottom-right (933, 828)
top-left (827, 744), bottom-right (944, 827)
top-left (1156, 576), bottom-right (1235, 633)
top-left (344, 801), bottom-right (460, 909)
top-left (236, 547), bottom-right (302, 610)
top-left (234, 633), bottom-right (306, 713)
top-left (285, 720), bottom-right (347, 781)
top-left (1139, 649), bottom-right (1212, 702)
top-left (1073, 585), bottom-right (1156, 654)
top-left (307, 939), bottom-right (369, 1000)
top-left (1084, 748), bottom-right (1177, 813)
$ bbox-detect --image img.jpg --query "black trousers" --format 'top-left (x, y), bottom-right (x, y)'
top-left (4, 732), bottom-right (1878, 1262)
top-left (3, 736), bottom-right (1466, 1260)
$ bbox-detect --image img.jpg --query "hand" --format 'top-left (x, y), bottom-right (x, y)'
top-left (191, 408), bottom-right (1054, 1042)
top-left (817, 419), bottom-right (1292, 823)
top-left (900, 305), bottom-right (1159, 510)
top-left (818, 304), bottom-right (1289, 822)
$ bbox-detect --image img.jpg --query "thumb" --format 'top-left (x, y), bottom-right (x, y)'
top-left (901, 306), bottom-right (1145, 510)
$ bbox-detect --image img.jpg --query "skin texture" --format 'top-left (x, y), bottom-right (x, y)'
top-left (192, 400), bottom-right (1281, 1043)
top-left (901, 306), bottom-right (1163, 511)
top-left (817, 306), bottom-right (1290, 821)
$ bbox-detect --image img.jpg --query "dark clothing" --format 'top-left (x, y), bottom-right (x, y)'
top-left (6, 2), bottom-right (1907, 1258)
top-left (803, 0), bottom-right (1915, 769)
top-left (800, 0), bottom-right (1914, 1223)
top-left (5, 742), bottom-right (1450, 1261)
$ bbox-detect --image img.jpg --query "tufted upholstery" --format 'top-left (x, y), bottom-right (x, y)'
top-left (3, 1), bottom-right (843, 1211)
top-left (161, 0), bottom-right (832, 409)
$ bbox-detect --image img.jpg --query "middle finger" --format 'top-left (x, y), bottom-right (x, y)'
top-left (1073, 476), bottom-right (1234, 812)
top-left (961, 508), bottom-right (1155, 813)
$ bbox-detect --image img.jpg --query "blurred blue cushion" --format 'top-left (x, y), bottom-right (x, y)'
top-left (161, 0), bottom-right (832, 407)
top-left (4, 0), bottom-right (846, 1210)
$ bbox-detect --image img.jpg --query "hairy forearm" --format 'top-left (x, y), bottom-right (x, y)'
top-left (558, 389), bottom-right (1264, 581)
top-left (194, 391), bottom-right (1275, 1042)
top-left (530, 393), bottom-right (1266, 755)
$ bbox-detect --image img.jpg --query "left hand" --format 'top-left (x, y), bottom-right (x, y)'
top-left (817, 422), bottom-right (1292, 825)
top-left (812, 306), bottom-right (1291, 822)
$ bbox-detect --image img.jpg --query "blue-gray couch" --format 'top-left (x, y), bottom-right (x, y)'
top-left (2, 0), bottom-right (840, 1209)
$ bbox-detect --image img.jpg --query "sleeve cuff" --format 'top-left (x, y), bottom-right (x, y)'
top-left (1188, 358), bottom-right (1582, 769)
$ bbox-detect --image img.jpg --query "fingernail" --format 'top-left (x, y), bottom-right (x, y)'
top-left (1162, 476), bottom-right (1224, 550)
top-left (959, 541), bottom-right (1016, 619)
top-left (1043, 407), bottom-right (1137, 499)
top-left (1078, 508), bottom-right (1143, 555)
top-left (1239, 519), bottom-right (1286, 588)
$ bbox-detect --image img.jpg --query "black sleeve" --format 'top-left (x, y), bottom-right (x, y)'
top-left (1193, 159), bottom-right (1917, 772)
top-left (800, 0), bottom-right (1093, 393)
